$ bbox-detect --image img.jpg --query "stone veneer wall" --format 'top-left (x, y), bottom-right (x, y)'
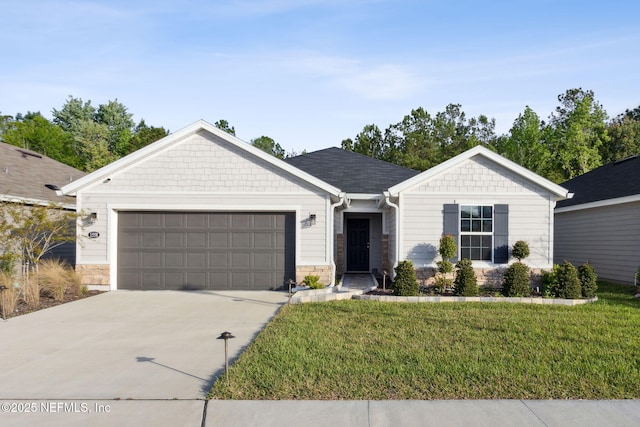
top-left (381, 234), bottom-right (390, 274)
top-left (76, 264), bottom-right (110, 286)
top-left (335, 234), bottom-right (344, 276)
top-left (416, 267), bottom-right (545, 289)
top-left (296, 265), bottom-right (333, 286)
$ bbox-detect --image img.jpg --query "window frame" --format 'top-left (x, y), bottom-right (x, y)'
top-left (459, 204), bottom-right (494, 262)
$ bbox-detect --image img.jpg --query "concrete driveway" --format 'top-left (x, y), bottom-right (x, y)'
top-left (0, 290), bottom-right (287, 400)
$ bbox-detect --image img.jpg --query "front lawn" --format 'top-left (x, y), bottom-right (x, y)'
top-left (209, 282), bottom-right (640, 400)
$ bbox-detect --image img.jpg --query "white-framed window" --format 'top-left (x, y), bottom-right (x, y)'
top-left (459, 205), bottom-right (493, 261)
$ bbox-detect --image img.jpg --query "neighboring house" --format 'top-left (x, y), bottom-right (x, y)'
top-left (59, 120), bottom-right (570, 291)
top-left (0, 141), bottom-right (86, 266)
top-left (555, 155), bottom-right (640, 285)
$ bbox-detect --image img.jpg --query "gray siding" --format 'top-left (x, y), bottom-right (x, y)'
top-left (555, 201), bottom-right (640, 284)
top-left (400, 156), bottom-right (556, 269)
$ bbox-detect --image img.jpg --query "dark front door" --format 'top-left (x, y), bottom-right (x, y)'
top-left (347, 218), bottom-right (370, 271)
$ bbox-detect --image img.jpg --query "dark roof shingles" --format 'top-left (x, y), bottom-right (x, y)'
top-left (284, 147), bottom-right (420, 193)
top-left (556, 155), bottom-right (640, 208)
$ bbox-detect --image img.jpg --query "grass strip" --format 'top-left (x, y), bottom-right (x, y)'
top-left (209, 282), bottom-right (640, 400)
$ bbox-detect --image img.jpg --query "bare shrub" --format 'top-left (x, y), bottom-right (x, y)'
top-left (66, 267), bottom-right (84, 296)
top-left (20, 276), bottom-right (40, 309)
top-left (36, 259), bottom-right (68, 301)
top-left (0, 272), bottom-right (19, 318)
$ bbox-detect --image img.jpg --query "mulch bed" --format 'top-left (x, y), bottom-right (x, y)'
top-left (2, 288), bottom-right (104, 319)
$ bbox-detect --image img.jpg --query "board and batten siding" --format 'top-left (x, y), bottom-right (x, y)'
top-left (399, 157), bottom-right (556, 269)
top-left (555, 201), bottom-right (640, 285)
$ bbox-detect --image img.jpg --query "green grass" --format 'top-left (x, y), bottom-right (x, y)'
top-left (209, 281), bottom-right (640, 400)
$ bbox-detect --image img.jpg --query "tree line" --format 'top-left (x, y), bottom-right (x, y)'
top-left (1, 89), bottom-right (639, 181)
top-left (0, 96), bottom-right (297, 172)
top-left (341, 88), bottom-right (640, 183)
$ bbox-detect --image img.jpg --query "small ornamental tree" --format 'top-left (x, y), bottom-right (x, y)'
top-left (511, 240), bottom-right (530, 261)
top-left (453, 258), bottom-right (478, 296)
top-left (393, 260), bottom-right (419, 296)
top-left (578, 263), bottom-right (598, 298)
top-left (555, 261), bottom-right (582, 299)
top-left (0, 201), bottom-right (80, 269)
top-left (435, 234), bottom-right (457, 293)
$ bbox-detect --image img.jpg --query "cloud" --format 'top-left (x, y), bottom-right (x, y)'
top-left (283, 53), bottom-right (425, 100)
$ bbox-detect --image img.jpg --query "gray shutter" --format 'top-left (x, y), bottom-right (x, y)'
top-left (443, 204), bottom-right (459, 262)
top-left (493, 204), bottom-right (509, 263)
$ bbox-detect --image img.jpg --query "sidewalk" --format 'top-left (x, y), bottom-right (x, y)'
top-left (1, 399), bottom-right (639, 426)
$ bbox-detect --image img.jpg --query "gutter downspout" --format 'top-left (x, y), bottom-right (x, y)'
top-left (383, 191), bottom-right (400, 276)
top-left (329, 192), bottom-right (347, 287)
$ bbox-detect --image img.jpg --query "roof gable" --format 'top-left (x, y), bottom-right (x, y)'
top-left (284, 147), bottom-right (420, 194)
top-left (388, 145), bottom-right (571, 199)
top-left (60, 120), bottom-right (341, 197)
top-left (556, 155), bottom-right (640, 209)
top-left (0, 141), bottom-right (85, 207)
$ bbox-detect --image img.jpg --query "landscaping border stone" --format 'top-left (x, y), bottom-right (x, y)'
top-left (353, 294), bottom-right (598, 305)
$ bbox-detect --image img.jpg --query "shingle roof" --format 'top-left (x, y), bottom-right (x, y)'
top-left (284, 147), bottom-right (421, 193)
top-left (0, 141), bottom-right (86, 206)
top-left (556, 154), bottom-right (640, 208)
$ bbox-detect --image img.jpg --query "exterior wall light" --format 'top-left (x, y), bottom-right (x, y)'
top-left (309, 213), bottom-right (316, 225)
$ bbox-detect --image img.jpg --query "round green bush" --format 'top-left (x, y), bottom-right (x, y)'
top-left (555, 261), bottom-right (581, 299)
top-left (511, 240), bottom-right (530, 261)
top-left (453, 258), bottom-right (478, 296)
top-left (393, 260), bottom-right (419, 296)
top-left (502, 261), bottom-right (531, 297)
top-left (578, 263), bottom-right (598, 298)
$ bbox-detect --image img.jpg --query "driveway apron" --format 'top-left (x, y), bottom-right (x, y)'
top-left (0, 290), bottom-right (287, 400)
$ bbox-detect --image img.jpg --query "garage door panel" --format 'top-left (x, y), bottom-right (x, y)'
top-left (187, 252), bottom-right (206, 268)
top-left (142, 213), bottom-right (164, 227)
top-left (164, 233), bottom-right (184, 248)
top-left (164, 253), bottom-right (184, 268)
top-left (231, 214), bottom-right (252, 228)
top-left (209, 253), bottom-right (228, 268)
top-left (118, 212), bottom-right (294, 290)
top-left (142, 232), bottom-right (163, 248)
top-left (209, 233), bottom-right (229, 248)
top-left (232, 233), bottom-right (252, 248)
top-left (231, 252), bottom-right (251, 268)
top-left (254, 233), bottom-right (274, 248)
top-left (142, 252), bottom-right (162, 267)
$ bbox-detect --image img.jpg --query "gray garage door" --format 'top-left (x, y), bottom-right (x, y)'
top-left (118, 212), bottom-right (295, 290)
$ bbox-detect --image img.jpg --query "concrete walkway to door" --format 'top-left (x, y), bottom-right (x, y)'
top-left (0, 290), bottom-right (287, 426)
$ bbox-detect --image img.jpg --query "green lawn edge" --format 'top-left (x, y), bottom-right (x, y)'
top-left (209, 281), bottom-right (640, 400)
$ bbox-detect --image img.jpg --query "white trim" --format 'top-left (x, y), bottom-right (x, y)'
top-left (388, 145), bottom-right (571, 199)
top-left (60, 119), bottom-right (341, 197)
top-left (77, 190), bottom-right (324, 196)
top-left (0, 194), bottom-right (76, 210)
top-left (554, 194), bottom-right (640, 213)
top-left (346, 193), bottom-right (383, 200)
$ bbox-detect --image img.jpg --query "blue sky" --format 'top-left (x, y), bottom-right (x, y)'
top-left (2, 0), bottom-right (639, 153)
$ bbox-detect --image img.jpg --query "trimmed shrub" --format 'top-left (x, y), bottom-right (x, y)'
top-left (511, 240), bottom-right (530, 261)
top-left (578, 263), bottom-right (598, 298)
top-left (541, 267), bottom-right (559, 298)
top-left (502, 262), bottom-right (531, 297)
top-left (393, 260), bottom-right (419, 296)
top-left (453, 258), bottom-right (478, 296)
top-left (438, 235), bottom-right (457, 261)
top-left (302, 275), bottom-right (324, 289)
top-left (555, 261), bottom-right (581, 299)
